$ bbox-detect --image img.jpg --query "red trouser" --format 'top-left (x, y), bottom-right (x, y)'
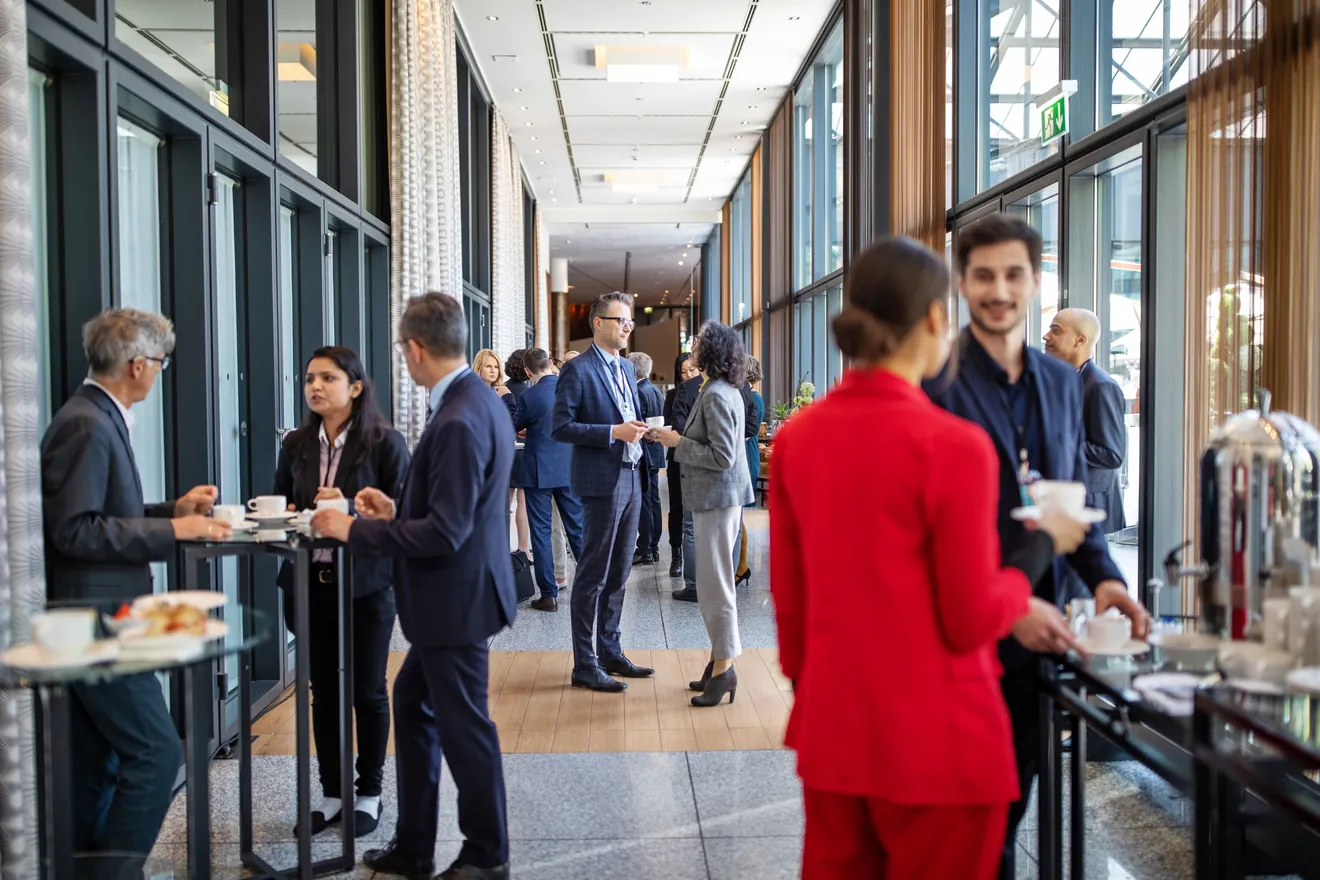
top-left (802, 788), bottom-right (1009, 880)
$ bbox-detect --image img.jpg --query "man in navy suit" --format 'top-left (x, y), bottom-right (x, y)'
top-left (515, 347), bottom-right (584, 612)
top-left (629, 351), bottom-right (666, 565)
top-left (313, 292), bottom-right (513, 880)
top-left (551, 292), bottom-right (655, 692)
top-left (1044, 308), bottom-right (1128, 534)
top-left (924, 214), bottom-right (1149, 880)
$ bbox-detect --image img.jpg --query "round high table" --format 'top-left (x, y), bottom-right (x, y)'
top-left (0, 601), bottom-right (271, 880)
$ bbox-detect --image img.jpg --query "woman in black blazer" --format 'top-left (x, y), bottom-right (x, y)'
top-left (273, 346), bottom-right (409, 837)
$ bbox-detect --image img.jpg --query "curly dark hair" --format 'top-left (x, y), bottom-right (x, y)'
top-left (504, 349), bottom-right (529, 383)
top-left (694, 321), bottom-right (746, 387)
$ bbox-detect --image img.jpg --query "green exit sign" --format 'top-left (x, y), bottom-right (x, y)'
top-left (1040, 95), bottom-right (1068, 145)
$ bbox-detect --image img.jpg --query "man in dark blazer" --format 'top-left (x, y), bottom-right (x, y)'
top-left (629, 351), bottom-right (667, 565)
top-left (925, 215), bottom-right (1149, 880)
top-left (515, 347), bottom-right (584, 612)
top-left (40, 308), bottom-right (226, 879)
top-left (1045, 307), bottom-right (1128, 533)
top-left (663, 353), bottom-right (700, 578)
top-left (314, 292), bottom-right (513, 880)
top-left (551, 292), bottom-right (654, 692)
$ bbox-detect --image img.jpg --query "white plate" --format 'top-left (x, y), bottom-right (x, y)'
top-left (1011, 506), bottom-right (1108, 525)
top-left (248, 512), bottom-right (296, 525)
top-left (119, 619), bottom-right (227, 650)
top-left (0, 640), bottom-right (120, 670)
top-left (133, 591), bottom-right (226, 612)
top-left (1076, 638), bottom-right (1150, 656)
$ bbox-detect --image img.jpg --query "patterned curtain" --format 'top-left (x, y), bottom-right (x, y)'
top-left (489, 111), bottom-right (525, 359)
top-left (389, 0), bottom-right (464, 446)
top-left (0, 0), bottom-right (45, 876)
top-left (534, 205), bottom-right (549, 351)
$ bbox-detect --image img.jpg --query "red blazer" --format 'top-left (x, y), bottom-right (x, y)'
top-left (770, 369), bottom-right (1031, 806)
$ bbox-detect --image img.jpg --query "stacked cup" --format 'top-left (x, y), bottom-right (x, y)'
top-left (1287, 587), bottom-right (1320, 667)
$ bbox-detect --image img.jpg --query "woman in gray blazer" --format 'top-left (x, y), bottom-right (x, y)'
top-left (652, 322), bottom-right (755, 706)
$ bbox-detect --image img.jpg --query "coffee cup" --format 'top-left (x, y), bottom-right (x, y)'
top-left (248, 496), bottom-right (287, 517)
top-left (316, 498), bottom-right (350, 515)
top-left (1031, 480), bottom-right (1087, 515)
top-left (31, 609), bottom-right (96, 660)
top-left (645, 416), bottom-right (664, 428)
top-left (212, 504), bottom-right (247, 526)
top-left (1086, 614), bottom-right (1131, 649)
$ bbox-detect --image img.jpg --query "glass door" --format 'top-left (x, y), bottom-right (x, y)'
top-left (1067, 142), bottom-right (1145, 588)
top-left (1004, 180), bottom-right (1061, 351)
top-left (278, 205), bottom-right (298, 658)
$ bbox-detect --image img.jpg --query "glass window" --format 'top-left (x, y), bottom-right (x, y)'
top-left (827, 284), bottom-right (844, 391)
top-left (115, 1), bottom-right (239, 120)
top-left (792, 21), bottom-right (844, 288)
top-left (213, 174), bottom-right (244, 685)
top-left (324, 228), bottom-right (338, 344)
top-left (116, 118), bottom-right (168, 595)
top-left (278, 207), bottom-right (299, 427)
top-left (1103, 1), bottom-right (1191, 127)
top-left (793, 76), bottom-right (813, 291)
top-left (946, 1), bottom-right (954, 209)
top-left (1005, 182), bottom-right (1060, 350)
top-left (828, 48), bottom-right (843, 276)
top-left (980, 1), bottom-right (1061, 190)
top-left (1067, 145), bottom-right (1144, 587)
top-left (276, 0), bottom-right (319, 175)
top-left (731, 174), bottom-right (753, 325)
top-left (30, 70), bottom-right (52, 432)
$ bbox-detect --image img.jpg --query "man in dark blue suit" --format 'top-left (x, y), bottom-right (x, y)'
top-left (551, 292), bottom-right (655, 692)
top-left (629, 351), bottom-right (667, 565)
top-left (313, 292), bottom-right (513, 880)
top-left (1044, 307), bottom-right (1128, 534)
top-left (924, 214), bottom-right (1149, 880)
top-left (515, 347), bottom-right (584, 612)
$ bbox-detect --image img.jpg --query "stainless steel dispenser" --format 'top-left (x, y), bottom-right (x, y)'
top-left (1163, 390), bottom-right (1320, 640)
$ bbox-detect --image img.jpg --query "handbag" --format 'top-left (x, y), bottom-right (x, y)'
top-left (510, 550), bottom-right (536, 603)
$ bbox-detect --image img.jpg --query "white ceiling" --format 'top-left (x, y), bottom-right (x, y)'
top-left (455, 0), bottom-right (837, 303)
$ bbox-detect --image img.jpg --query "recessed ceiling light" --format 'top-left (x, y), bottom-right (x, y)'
top-left (539, 161), bottom-right (545, 165)
top-left (520, 106), bottom-right (528, 111)
top-left (566, 240), bottom-right (571, 244)
top-left (664, 289), bottom-right (670, 294)
top-left (549, 190), bottom-right (555, 194)
top-left (755, 87), bottom-right (767, 91)
top-left (747, 105), bottom-right (755, 109)
top-left (683, 252), bottom-right (689, 257)
top-left (789, 15), bottom-right (800, 20)
top-left (513, 87), bottom-right (522, 93)
top-left (728, 148), bottom-right (736, 152)
top-left (487, 15), bottom-right (499, 21)
top-left (534, 149), bottom-right (541, 154)
top-left (530, 136), bottom-right (537, 141)
top-left (552, 198), bottom-right (557, 202)
top-left (734, 135), bottom-right (742, 140)
top-left (525, 122), bottom-right (533, 126)
top-left (678, 261), bottom-right (684, 266)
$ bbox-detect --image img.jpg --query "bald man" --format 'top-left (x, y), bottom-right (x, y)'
top-left (1044, 308), bottom-right (1127, 534)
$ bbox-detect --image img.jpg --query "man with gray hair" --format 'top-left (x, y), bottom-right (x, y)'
top-left (1044, 307), bottom-right (1128, 533)
top-left (41, 307), bottom-right (227, 878)
top-left (628, 351), bottom-right (666, 565)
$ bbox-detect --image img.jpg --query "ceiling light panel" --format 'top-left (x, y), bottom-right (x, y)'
top-left (572, 144), bottom-right (703, 168)
top-left (553, 33), bottom-right (734, 81)
top-left (566, 115), bottom-right (710, 145)
top-left (542, 1), bottom-right (751, 32)
top-left (557, 80), bottom-right (723, 117)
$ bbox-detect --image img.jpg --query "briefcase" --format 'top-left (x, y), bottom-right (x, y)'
top-left (511, 550), bottom-right (536, 603)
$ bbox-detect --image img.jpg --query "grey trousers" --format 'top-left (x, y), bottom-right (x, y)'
top-left (684, 507), bottom-right (741, 592)
top-left (692, 506), bottom-right (742, 660)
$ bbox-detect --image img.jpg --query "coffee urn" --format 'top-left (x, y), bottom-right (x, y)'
top-left (1164, 390), bottom-right (1320, 640)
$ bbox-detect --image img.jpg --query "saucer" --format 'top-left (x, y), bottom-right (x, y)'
top-left (1076, 638), bottom-right (1150, 656)
top-left (1011, 506), bottom-right (1108, 525)
top-left (0, 639), bottom-right (120, 670)
top-left (248, 512), bottom-right (296, 527)
top-left (133, 591), bottom-right (226, 612)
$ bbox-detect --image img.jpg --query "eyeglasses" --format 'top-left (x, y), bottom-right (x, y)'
top-left (137, 355), bottom-right (171, 371)
top-left (598, 317), bottom-right (636, 331)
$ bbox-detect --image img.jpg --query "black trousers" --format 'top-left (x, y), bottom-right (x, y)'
top-left (636, 461), bottom-right (662, 556)
top-left (998, 667), bottom-right (1040, 880)
top-left (69, 673), bottom-right (181, 880)
top-left (666, 458), bottom-right (684, 556)
top-left (393, 642), bottom-right (509, 867)
top-left (283, 581), bottom-right (396, 798)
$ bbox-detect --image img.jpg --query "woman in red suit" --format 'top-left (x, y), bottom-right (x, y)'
top-left (770, 237), bottom-right (1085, 879)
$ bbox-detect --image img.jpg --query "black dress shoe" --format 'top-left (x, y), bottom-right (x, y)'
top-left (362, 837), bottom-right (435, 879)
top-left (668, 560), bottom-right (683, 577)
top-left (292, 809), bottom-right (339, 838)
top-left (633, 552), bottom-right (655, 565)
top-left (602, 656), bottom-right (655, 678)
top-left (353, 807), bottom-right (379, 837)
top-left (530, 596), bottom-right (558, 612)
top-left (438, 862), bottom-right (511, 880)
top-left (671, 587), bottom-right (698, 602)
top-left (572, 667), bottom-right (627, 692)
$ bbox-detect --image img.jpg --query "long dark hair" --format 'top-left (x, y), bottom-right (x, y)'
top-left (694, 321), bottom-right (747, 387)
top-left (286, 345), bottom-right (389, 458)
top-left (505, 349), bottom-right (529, 384)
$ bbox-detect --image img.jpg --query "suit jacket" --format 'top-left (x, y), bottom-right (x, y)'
top-left (41, 385), bottom-right (177, 604)
top-left (667, 376), bottom-right (703, 463)
top-left (770, 369), bottom-right (1029, 804)
top-left (349, 370), bottom-right (516, 646)
top-left (739, 384), bottom-right (764, 441)
top-left (273, 421), bottom-right (411, 597)
top-left (635, 378), bottom-right (667, 470)
top-left (551, 347), bottom-right (643, 497)
top-left (924, 330), bottom-right (1124, 670)
top-left (675, 379), bottom-right (754, 511)
top-left (1079, 360), bottom-right (1127, 532)
top-left (514, 375), bottom-right (572, 489)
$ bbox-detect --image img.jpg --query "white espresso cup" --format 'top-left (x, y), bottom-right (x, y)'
top-left (1086, 615), bottom-right (1131, 650)
top-left (645, 416), bottom-right (664, 428)
top-left (248, 495), bottom-right (287, 517)
top-left (212, 504), bottom-right (247, 526)
top-left (31, 609), bottom-right (96, 660)
top-left (1031, 480), bottom-right (1087, 515)
top-left (316, 498), bottom-right (350, 515)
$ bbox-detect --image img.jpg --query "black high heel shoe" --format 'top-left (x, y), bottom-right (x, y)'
top-left (691, 666), bottom-right (737, 707)
top-left (689, 661), bottom-right (713, 693)
top-left (735, 569), bottom-right (751, 587)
